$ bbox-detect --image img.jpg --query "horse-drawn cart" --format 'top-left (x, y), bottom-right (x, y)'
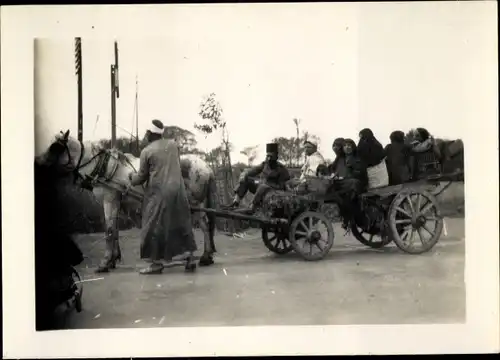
top-left (191, 171), bottom-right (463, 261)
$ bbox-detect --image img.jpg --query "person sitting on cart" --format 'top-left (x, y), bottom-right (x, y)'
top-left (327, 137), bottom-right (348, 178)
top-left (357, 128), bottom-right (385, 168)
top-left (334, 138), bottom-right (368, 229)
top-left (358, 128), bottom-right (389, 188)
top-left (231, 143), bottom-right (291, 212)
top-left (300, 140), bottom-right (326, 181)
top-left (408, 127), bottom-right (442, 178)
top-left (384, 130), bottom-right (412, 185)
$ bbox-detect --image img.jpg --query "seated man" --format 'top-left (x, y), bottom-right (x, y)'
top-left (300, 140), bottom-right (326, 181)
top-left (232, 143), bottom-right (291, 211)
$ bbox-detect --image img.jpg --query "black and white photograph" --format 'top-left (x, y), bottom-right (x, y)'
top-left (2, 2), bottom-right (498, 357)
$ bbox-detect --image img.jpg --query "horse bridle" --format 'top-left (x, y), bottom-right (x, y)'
top-left (52, 136), bottom-right (138, 190)
top-left (52, 136), bottom-right (109, 186)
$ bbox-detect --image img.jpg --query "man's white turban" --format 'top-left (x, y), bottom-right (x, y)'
top-left (304, 139), bottom-right (317, 147)
top-left (149, 119), bottom-right (164, 135)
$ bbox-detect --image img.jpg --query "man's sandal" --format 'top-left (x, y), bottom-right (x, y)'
top-left (139, 263), bottom-right (164, 275)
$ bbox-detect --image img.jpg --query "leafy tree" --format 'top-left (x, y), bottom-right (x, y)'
top-left (240, 145), bottom-right (259, 166)
top-left (97, 136), bottom-right (142, 157)
top-left (195, 93), bottom-right (234, 202)
top-left (163, 125), bottom-right (201, 155)
top-left (271, 130), bottom-right (320, 168)
top-left (204, 145), bottom-right (227, 171)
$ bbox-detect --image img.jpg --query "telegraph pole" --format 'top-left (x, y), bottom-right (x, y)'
top-left (135, 75), bottom-right (139, 153)
top-left (75, 37), bottom-right (83, 142)
top-left (111, 41), bottom-right (120, 148)
top-left (110, 65), bottom-right (116, 146)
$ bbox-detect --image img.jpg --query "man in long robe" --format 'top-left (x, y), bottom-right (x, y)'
top-left (232, 143), bottom-right (290, 211)
top-left (128, 120), bottom-right (197, 274)
top-left (300, 140), bottom-right (326, 180)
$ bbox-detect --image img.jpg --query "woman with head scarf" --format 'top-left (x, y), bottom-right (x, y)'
top-left (357, 128), bottom-right (389, 188)
top-left (411, 127), bottom-right (440, 154)
top-left (384, 130), bottom-right (412, 185)
top-left (358, 128), bottom-right (385, 167)
top-left (408, 127), bottom-right (442, 178)
top-left (334, 138), bottom-right (368, 229)
top-left (327, 138), bottom-right (348, 177)
top-left (343, 139), bottom-right (369, 188)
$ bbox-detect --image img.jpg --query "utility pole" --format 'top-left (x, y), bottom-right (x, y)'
top-left (110, 65), bottom-right (116, 147)
top-left (135, 75), bottom-right (139, 153)
top-left (110, 41), bottom-right (119, 148)
top-left (75, 37), bottom-right (83, 142)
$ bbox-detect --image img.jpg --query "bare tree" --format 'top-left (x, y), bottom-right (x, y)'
top-left (293, 118), bottom-right (301, 165)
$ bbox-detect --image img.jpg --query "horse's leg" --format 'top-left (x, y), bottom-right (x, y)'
top-left (199, 176), bottom-right (217, 266)
top-left (96, 191), bottom-right (121, 273)
top-left (198, 212), bottom-right (215, 266)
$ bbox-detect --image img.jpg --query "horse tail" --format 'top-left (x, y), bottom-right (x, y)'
top-left (205, 173), bottom-right (217, 253)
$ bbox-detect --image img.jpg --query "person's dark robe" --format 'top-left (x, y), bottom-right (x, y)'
top-left (345, 154), bottom-right (368, 190)
top-left (332, 153), bottom-right (368, 226)
top-left (357, 132), bottom-right (385, 168)
top-left (328, 155), bottom-right (348, 178)
top-left (384, 142), bottom-right (412, 185)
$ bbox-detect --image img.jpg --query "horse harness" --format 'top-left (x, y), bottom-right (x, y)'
top-left (54, 135), bottom-right (136, 191)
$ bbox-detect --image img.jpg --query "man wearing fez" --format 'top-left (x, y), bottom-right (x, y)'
top-left (127, 119), bottom-right (197, 274)
top-left (232, 142), bottom-right (291, 211)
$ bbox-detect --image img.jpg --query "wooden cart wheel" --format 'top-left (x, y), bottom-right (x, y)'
top-left (71, 267), bottom-right (83, 313)
top-left (262, 228), bottom-right (293, 254)
top-left (350, 223), bottom-right (392, 249)
top-left (388, 189), bottom-right (443, 254)
top-left (289, 211), bottom-right (335, 261)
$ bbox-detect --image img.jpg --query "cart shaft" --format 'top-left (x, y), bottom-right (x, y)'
top-left (190, 207), bottom-right (288, 226)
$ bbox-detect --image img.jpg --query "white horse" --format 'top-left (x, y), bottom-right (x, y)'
top-left (37, 130), bottom-right (218, 273)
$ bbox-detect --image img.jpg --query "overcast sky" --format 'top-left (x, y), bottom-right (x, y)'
top-left (34, 2), bottom-right (482, 162)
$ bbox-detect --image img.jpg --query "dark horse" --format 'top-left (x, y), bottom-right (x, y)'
top-left (34, 157), bottom-right (84, 330)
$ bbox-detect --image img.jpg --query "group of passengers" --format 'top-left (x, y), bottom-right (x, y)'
top-left (325, 127), bottom-right (437, 187)
top-left (230, 127), bottom-right (438, 226)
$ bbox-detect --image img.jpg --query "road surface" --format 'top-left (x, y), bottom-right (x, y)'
top-left (65, 216), bottom-right (465, 328)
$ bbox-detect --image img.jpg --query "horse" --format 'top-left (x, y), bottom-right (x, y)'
top-left (434, 138), bottom-right (464, 174)
top-left (37, 130), bottom-right (218, 273)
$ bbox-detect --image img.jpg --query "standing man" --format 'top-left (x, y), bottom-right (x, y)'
top-left (232, 143), bottom-right (290, 212)
top-left (300, 140), bottom-right (326, 180)
top-left (128, 119), bottom-right (197, 274)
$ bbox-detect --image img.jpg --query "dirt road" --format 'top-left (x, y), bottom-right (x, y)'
top-left (66, 217), bottom-right (465, 328)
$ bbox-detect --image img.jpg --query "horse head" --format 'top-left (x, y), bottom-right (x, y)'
top-left (40, 130), bottom-right (107, 187)
top-left (38, 129), bottom-right (80, 172)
